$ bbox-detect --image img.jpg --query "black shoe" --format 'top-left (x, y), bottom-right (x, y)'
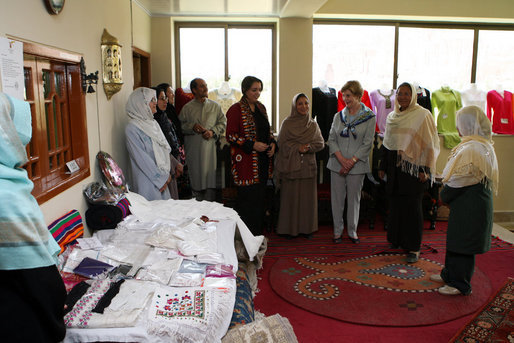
top-left (333, 237), bottom-right (342, 244)
top-left (406, 252), bottom-right (419, 263)
top-left (349, 237), bottom-right (360, 244)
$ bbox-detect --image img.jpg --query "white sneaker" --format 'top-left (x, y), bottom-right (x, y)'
top-left (430, 274), bottom-right (444, 283)
top-left (438, 285), bottom-right (461, 295)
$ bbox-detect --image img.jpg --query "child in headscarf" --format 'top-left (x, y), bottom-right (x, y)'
top-left (432, 105), bottom-right (499, 295)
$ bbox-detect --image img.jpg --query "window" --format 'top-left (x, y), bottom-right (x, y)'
top-left (313, 24), bottom-right (396, 90)
top-left (313, 21), bottom-right (514, 93)
top-left (176, 23), bottom-right (276, 129)
top-left (476, 30), bottom-right (514, 90)
top-left (398, 27), bottom-right (474, 91)
top-left (23, 42), bottom-right (89, 203)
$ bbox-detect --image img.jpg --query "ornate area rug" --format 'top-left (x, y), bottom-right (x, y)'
top-left (449, 278), bottom-right (514, 342)
top-left (269, 254), bottom-right (492, 327)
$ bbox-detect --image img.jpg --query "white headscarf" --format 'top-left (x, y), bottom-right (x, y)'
top-left (383, 83), bottom-right (440, 183)
top-left (126, 87), bottom-right (171, 173)
top-left (442, 106), bottom-right (498, 193)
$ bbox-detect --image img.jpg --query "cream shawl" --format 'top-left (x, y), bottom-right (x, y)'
top-left (126, 87), bottom-right (171, 174)
top-left (383, 83), bottom-right (440, 183)
top-left (442, 105), bottom-right (498, 194)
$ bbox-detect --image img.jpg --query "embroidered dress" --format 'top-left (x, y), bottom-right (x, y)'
top-left (370, 89), bottom-right (396, 135)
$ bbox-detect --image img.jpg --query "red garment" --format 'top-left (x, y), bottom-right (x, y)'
top-left (486, 90), bottom-right (514, 134)
top-left (175, 88), bottom-right (194, 115)
top-left (338, 89), bottom-right (372, 111)
top-left (338, 90), bottom-right (378, 132)
top-left (226, 101), bottom-right (273, 186)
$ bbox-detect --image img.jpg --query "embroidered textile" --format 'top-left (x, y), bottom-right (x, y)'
top-left (64, 279), bottom-right (112, 327)
top-left (148, 287), bottom-right (213, 334)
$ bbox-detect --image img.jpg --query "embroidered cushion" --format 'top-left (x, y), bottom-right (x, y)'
top-left (48, 209), bottom-right (84, 254)
top-left (223, 314), bottom-right (298, 343)
top-left (229, 264), bottom-right (255, 329)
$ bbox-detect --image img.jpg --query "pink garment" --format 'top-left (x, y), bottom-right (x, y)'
top-left (486, 90), bottom-right (514, 134)
top-left (370, 89), bottom-right (396, 135)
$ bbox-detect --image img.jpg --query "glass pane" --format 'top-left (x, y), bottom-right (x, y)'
top-left (53, 97), bottom-right (59, 148)
top-left (227, 28), bottom-right (273, 115)
top-left (45, 101), bottom-right (51, 150)
top-left (23, 67), bottom-right (32, 101)
top-left (42, 69), bottom-right (51, 98)
top-left (313, 24), bottom-right (395, 90)
top-left (179, 28), bottom-right (225, 89)
top-left (398, 27), bottom-right (474, 91)
top-left (476, 30), bottom-right (514, 90)
top-left (54, 72), bottom-right (64, 97)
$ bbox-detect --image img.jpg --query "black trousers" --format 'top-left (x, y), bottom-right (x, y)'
top-left (387, 192), bottom-right (424, 252)
top-left (441, 250), bottom-right (475, 295)
top-left (0, 265), bottom-right (67, 343)
top-left (236, 182), bottom-right (267, 236)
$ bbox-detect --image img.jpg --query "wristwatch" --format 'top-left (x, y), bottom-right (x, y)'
top-left (352, 157), bottom-right (358, 163)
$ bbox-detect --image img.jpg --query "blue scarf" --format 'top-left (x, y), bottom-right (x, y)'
top-left (339, 105), bottom-right (375, 139)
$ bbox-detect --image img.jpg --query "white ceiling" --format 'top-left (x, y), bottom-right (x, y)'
top-left (134, 0), bottom-right (328, 18)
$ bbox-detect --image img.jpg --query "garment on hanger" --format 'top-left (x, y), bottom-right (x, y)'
top-left (370, 89), bottom-right (396, 134)
top-left (461, 84), bottom-right (486, 112)
top-left (431, 86), bottom-right (462, 148)
top-left (486, 89), bottom-right (514, 134)
top-left (416, 87), bottom-right (432, 112)
top-left (208, 87), bottom-right (241, 114)
top-left (312, 87), bottom-right (338, 141)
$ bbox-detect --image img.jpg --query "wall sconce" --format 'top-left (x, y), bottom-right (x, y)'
top-left (101, 29), bottom-right (123, 100)
top-left (80, 57), bottom-right (99, 93)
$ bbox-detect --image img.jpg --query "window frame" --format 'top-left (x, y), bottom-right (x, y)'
top-left (22, 41), bottom-right (90, 204)
top-left (174, 22), bottom-right (278, 130)
top-left (313, 19), bottom-right (514, 89)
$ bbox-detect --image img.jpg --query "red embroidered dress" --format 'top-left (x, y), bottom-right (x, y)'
top-left (226, 99), bottom-right (274, 186)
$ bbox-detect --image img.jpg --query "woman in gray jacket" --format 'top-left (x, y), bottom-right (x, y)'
top-left (327, 80), bottom-right (376, 244)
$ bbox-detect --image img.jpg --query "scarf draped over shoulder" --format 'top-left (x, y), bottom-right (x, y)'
top-left (126, 87), bottom-right (171, 174)
top-left (442, 105), bottom-right (499, 194)
top-left (383, 83), bottom-right (440, 183)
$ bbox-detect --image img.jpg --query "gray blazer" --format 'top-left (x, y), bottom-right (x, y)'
top-left (327, 104), bottom-right (376, 175)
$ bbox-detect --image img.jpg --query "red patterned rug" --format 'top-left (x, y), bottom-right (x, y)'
top-left (449, 278), bottom-right (514, 342)
top-left (269, 253), bottom-right (492, 327)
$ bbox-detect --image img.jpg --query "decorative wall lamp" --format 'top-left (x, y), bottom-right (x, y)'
top-left (101, 29), bottom-right (123, 100)
top-left (80, 57), bottom-right (99, 94)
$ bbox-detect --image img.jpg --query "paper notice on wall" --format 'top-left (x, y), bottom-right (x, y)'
top-left (0, 37), bottom-right (24, 100)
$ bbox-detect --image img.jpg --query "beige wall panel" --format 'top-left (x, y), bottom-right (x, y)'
top-left (317, 0), bottom-right (514, 21)
top-left (278, 18), bottom-right (313, 129)
top-left (150, 17), bottom-right (174, 86)
top-left (132, 1), bottom-right (152, 53)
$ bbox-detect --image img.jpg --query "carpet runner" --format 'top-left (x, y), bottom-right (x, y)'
top-left (449, 278), bottom-right (514, 342)
top-left (269, 253), bottom-right (492, 327)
